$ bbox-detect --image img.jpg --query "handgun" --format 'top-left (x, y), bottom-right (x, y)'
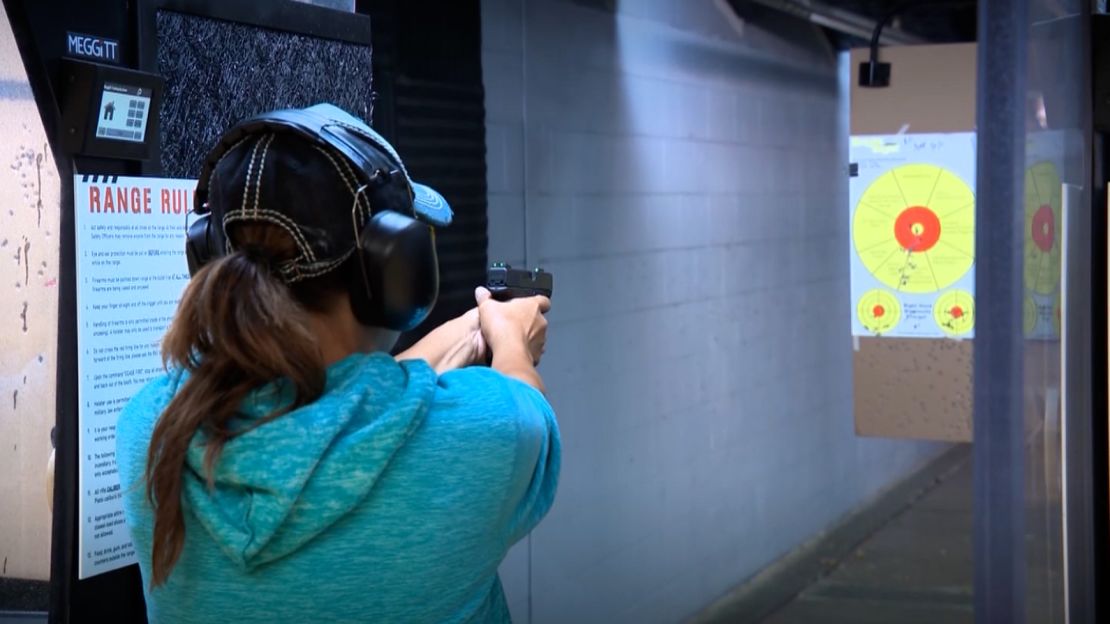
top-left (485, 263), bottom-right (553, 301)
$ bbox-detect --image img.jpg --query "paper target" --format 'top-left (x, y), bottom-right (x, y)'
top-left (853, 164), bottom-right (975, 294)
top-left (1023, 162), bottom-right (1062, 295)
top-left (933, 290), bottom-right (974, 336)
top-left (1053, 294), bottom-right (1062, 336)
top-left (1023, 295), bottom-right (1038, 336)
top-left (857, 289), bottom-right (901, 335)
top-left (849, 132), bottom-right (976, 338)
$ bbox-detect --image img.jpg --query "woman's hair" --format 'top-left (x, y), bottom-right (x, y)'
top-left (144, 223), bottom-right (346, 587)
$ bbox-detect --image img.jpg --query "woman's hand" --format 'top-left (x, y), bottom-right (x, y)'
top-left (475, 287), bottom-right (550, 393)
top-left (475, 287), bottom-right (550, 365)
top-left (394, 307), bottom-right (486, 374)
top-left (395, 286), bottom-right (551, 389)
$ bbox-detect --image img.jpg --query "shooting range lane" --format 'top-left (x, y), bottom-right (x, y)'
top-left (849, 43), bottom-right (977, 442)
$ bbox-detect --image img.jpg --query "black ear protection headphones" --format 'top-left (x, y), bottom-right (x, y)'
top-left (186, 108), bottom-right (440, 332)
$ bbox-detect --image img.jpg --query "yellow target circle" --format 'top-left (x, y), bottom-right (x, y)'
top-left (934, 290), bottom-right (975, 336)
top-left (857, 289), bottom-right (901, 335)
top-left (1023, 162), bottom-right (1062, 294)
top-left (853, 164), bottom-right (975, 293)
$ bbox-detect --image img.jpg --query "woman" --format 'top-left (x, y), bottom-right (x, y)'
top-left (116, 105), bottom-right (559, 623)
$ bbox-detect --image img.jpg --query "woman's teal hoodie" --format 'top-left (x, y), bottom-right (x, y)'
top-left (116, 352), bottom-right (560, 623)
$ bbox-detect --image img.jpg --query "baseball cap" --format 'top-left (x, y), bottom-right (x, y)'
top-left (303, 103), bottom-right (453, 228)
top-left (201, 103), bottom-right (452, 283)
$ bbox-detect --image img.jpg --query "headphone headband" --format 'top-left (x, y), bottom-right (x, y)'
top-left (186, 104), bottom-right (443, 331)
top-left (194, 108), bottom-right (408, 217)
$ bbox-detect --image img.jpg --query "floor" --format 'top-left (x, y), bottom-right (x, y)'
top-left (698, 426), bottom-right (1065, 624)
top-left (760, 455), bottom-right (974, 624)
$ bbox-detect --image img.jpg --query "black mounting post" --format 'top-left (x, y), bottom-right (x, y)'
top-left (858, 1), bottom-right (974, 88)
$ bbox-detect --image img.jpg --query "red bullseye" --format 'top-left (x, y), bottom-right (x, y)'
top-left (1032, 204), bottom-right (1055, 253)
top-left (873, 305), bottom-right (885, 318)
top-left (894, 206), bottom-right (942, 252)
top-left (951, 306), bottom-right (964, 319)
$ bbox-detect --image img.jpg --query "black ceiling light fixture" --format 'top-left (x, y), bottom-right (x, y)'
top-left (859, 0), bottom-right (977, 88)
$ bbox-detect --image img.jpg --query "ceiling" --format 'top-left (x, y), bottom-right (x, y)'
top-left (728, 0), bottom-right (977, 50)
top-left (829, 0), bottom-right (976, 44)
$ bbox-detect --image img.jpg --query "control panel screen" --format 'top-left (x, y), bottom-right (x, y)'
top-left (94, 82), bottom-right (151, 144)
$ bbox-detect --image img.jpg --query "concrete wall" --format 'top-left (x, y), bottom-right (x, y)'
top-left (0, 8), bottom-right (62, 582)
top-left (483, 1), bottom-right (946, 622)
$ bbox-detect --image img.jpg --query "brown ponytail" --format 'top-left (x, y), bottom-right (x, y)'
top-left (144, 225), bottom-right (339, 587)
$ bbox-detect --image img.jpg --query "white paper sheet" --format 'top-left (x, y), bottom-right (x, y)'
top-left (74, 174), bottom-right (195, 579)
top-left (849, 132), bottom-right (977, 338)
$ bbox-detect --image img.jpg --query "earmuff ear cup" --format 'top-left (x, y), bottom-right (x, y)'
top-left (349, 211), bottom-right (439, 331)
top-left (185, 213), bottom-right (226, 277)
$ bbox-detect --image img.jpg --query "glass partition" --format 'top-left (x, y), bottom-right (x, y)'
top-left (977, 0), bottom-right (1094, 621)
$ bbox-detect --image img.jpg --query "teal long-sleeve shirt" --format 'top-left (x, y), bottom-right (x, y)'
top-left (115, 352), bottom-right (560, 623)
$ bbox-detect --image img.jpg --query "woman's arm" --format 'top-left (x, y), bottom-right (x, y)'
top-left (489, 341), bottom-right (545, 394)
top-left (394, 308), bottom-right (486, 373)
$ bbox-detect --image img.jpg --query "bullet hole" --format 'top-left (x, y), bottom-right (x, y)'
top-left (38, 354), bottom-right (44, 363)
